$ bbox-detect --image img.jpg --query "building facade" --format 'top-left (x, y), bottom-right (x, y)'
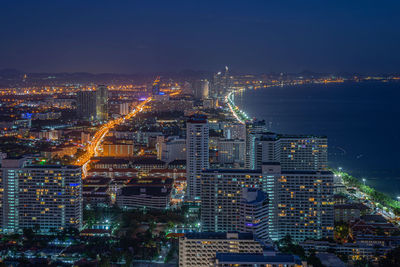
top-left (1, 158), bottom-right (82, 233)
top-left (245, 120), bottom-right (267, 169)
top-left (253, 133), bottom-right (328, 171)
top-left (200, 169), bottom-right (265, 232)
top-left (186, 115), bottom-right (209, 200)
top-left (96, 85), bottom-right (108, 121)
top-left (239, 188), bottom-right (269, 240)
top-left (262, 163), bottom-right (334, 241)
top-left (179, 232), bottom-right (264, 267)
top-left (76, 90), bottom-right (97, 121)
top-left (217, 138), bottom-right (245, 165)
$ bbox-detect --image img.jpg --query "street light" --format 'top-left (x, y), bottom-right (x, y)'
top-left (397, 196), bottom-right (400, 201)
top-left (362, 178), bottom-right (366, 186)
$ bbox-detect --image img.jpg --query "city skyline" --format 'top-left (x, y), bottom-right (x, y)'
top-left (1, 1), bottom-right (400, 266)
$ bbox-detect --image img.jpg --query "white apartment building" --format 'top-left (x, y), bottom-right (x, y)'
top-left (1, 158), bottom-right (82, 233)
top-left (156, 136), bottom-right (186, 163)
top-left (222, 122), bottom-right (246, 140)
top-left (200, 163), bottom-right (334, 242)
top-left (262, 163), bottom-right (334, 241)
top-left (253, 133), bottom-right (328, 171)
top-left (201, 169), bottom-right (265, 232)
top-left (239, 188), bottom-right (269, 240)
top-left (217, 138), bottom-right (245, 165)
top-left (186, 115), bottom-right (209, 200)
top-left (245, 120), bottom-right (267, 169)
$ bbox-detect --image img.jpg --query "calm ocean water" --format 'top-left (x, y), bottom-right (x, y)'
top-left (235, 81), bottom-right (400, 197)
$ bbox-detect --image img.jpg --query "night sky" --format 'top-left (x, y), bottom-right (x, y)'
top-left (1, 0), bottom-right (400, 74)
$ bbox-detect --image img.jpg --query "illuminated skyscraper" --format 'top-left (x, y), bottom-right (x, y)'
top-left (254, 134), bottom-right (328, 171)
top-left (193, 79), bottom-right (209, 99)
top-left (200, 169), bottom-right (265, 232)
top-left (262, 163), bottom-right (334, 241)
top-left (186, 114), bottom-right (209, 200)
top-left (245, 120), bottom-right (267, 169)
top-left (96, 85), bottom-right (108, 121)
top-left (76, 90), bottom-right (97, 121)
top-left (152, 76), bottom-right (161, 95)
top-left (211, 66), bottom-right (232, 97)
top-left (201, 163), bottom-right (333, 241)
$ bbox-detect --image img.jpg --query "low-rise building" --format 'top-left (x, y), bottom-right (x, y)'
top-left (116, 177), bottom-right (173, 210)
top-left (300, 240), bottom-right (392, 261)
top-left (214, 252), bottom-right (304, 267)
top-left (178, 232), bottom-right (265, 267)
top-left (334, 203), bottom-right (368, 222)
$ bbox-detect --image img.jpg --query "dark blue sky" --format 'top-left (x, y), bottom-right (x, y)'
top-left (1, 0), bottom-right (399, 74)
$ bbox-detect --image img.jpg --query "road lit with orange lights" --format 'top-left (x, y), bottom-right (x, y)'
top-left (75, 97), bottom-right (152, 177)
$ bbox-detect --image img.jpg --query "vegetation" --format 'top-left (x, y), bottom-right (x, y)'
top-left (334, 222), bottom-right (352, 243)
top-left (276, 235), bottom-right (306, 259)
top-left (338, 171), bottom-right (400, 215)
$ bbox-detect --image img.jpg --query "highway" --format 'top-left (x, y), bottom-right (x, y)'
top-left (75, 97), bottom-right (152, 177)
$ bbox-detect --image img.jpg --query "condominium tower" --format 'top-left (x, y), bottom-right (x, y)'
top-left (186, 114), bottom-right (209, 200)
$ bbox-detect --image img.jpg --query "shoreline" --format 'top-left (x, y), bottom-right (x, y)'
top-left (224, 84), bottom-right (400, 223)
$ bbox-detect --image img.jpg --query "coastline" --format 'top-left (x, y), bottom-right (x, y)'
top-left (224, 83), bottom-right (400, 224)
top-left (229, 81), bottom-right (400, 196)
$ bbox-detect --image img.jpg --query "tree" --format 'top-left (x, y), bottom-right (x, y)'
top-left (334, 222), bottom-right (351, 243)
top-left (277, 235), bottom-right (306, 259)
top-left (307, 251), bottom-right (324, 267)
top-left (23, 228), bottom-right (35, 243)
top-left (354, 258), bottom-right (371, 267)
top-left (33, 224), bottom-right (40, 233)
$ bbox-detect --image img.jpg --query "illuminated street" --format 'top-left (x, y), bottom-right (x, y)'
top-left (75, 97), bottom-right (152, 177)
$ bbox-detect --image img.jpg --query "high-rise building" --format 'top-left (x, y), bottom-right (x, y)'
top-left (245, 120), bottom-right (267, 169)
top-left (277, 135), bottom-right (328, 171)
top-left (186, 115), bottom-right (209, 200)
top-left (200, 163), bottom-right (334, 241)
top-left (254, 133), bottom-right (328, 171)
top-left (239, 188), bottom-right (269, 240)
top-left (216, 138), bottom-right (245, 165)
top-left (262, 163), bottom-right (334, 241)
top-left (76, 90), bottom-right (97, 121)
top-left (200, 168), bottom-right (265, 232)
top-left (222, 122), bottom-right (246, 140)
top-left (96, 85), bottom-right (108, 121)
top-left (1, 158), bottom-right (82, 233)
top-left (193, 79), bottom-right (209, 99)
top-left (152, 76), bottom-right (161, 95)
top-left (211, 66), bottom-right (232, 98)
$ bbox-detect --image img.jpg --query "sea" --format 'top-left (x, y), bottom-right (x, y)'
top-left (234, 81), bottom-right (400, 198)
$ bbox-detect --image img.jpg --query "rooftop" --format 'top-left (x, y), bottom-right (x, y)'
top-left (120, 185), bottom-right (172, 197)
top-left (215, 253), bottom-right (302, 265)
top-left (202, 169), bottom-right (262, 174)
top-left (185, 232), bottom-right (254, 240)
